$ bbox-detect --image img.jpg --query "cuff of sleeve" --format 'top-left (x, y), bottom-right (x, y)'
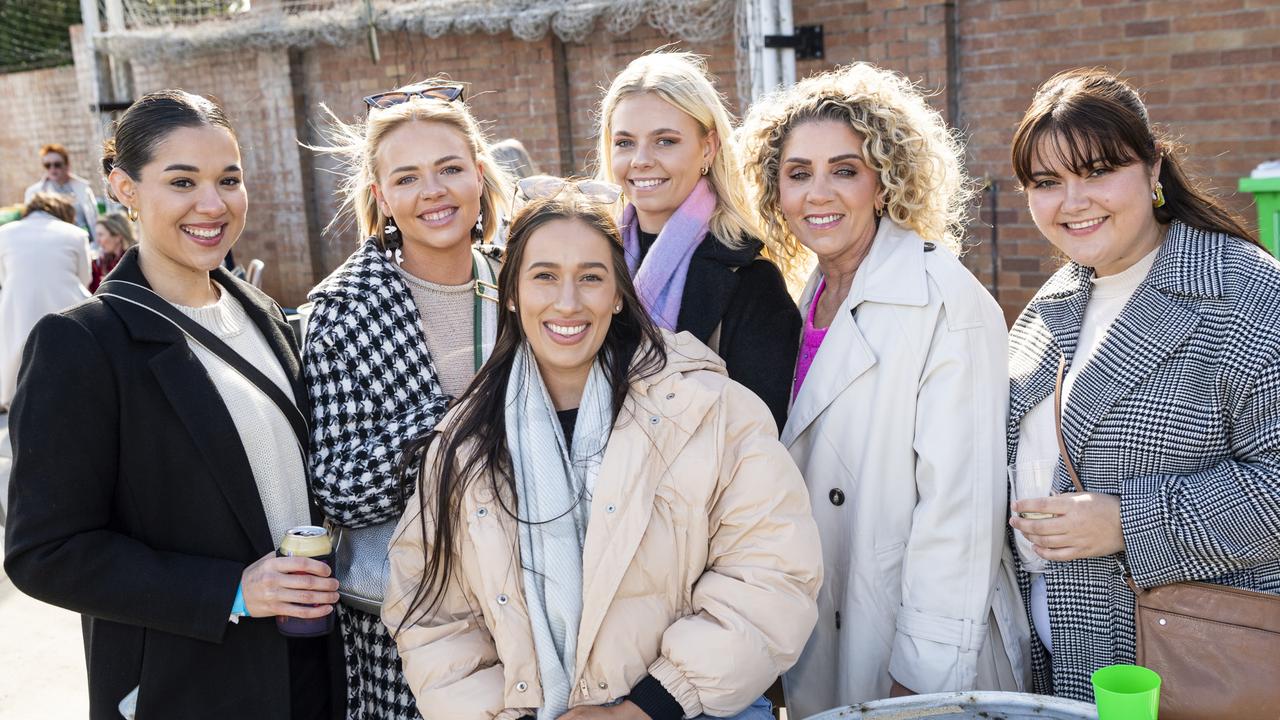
top-left (1120, 475), bottom-right (1183, 587)
top-left (646, 657), bottom-right (702, 719)
top-left (889, 607), bottom-right (982, 693)
top-left (626, 675), bottom-right (685, 720)
top-left (229, 583), bottom-right (249, 623)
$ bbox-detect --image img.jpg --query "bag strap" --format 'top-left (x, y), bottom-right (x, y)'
top-left (1053, 354), bottom-right (1086, 494)
top-left (99, 279), bottom-right (310, 454)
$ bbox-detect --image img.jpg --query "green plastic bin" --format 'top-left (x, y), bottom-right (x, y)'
top-left (1238, 176), bottom-right (1280, 257)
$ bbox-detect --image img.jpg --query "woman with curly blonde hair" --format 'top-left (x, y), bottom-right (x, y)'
top-left (739, 63), bottom-right (1028, 714)
top-left (596, 51), bottom-right (800, 430)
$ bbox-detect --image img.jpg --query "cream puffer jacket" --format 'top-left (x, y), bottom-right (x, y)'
top-left (382, 332), bottom-right (822, 720)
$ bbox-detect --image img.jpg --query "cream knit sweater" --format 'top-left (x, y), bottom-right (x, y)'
top-left (175, 286), bottom-right (311, 546)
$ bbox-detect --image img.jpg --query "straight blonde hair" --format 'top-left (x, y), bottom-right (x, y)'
top-left (595, 51), bottom-right (761, 251)
top-left (313, 82), bottom-right (511, 250)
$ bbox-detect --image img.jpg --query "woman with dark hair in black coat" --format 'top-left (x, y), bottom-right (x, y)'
top-left (3, 90), bottom-right (344, 720)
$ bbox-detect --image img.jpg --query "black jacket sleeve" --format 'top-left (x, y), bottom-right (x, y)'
top-left (717, 259), bottom-right (801, 432)
top-left (3, 313), bottom-right (243, 643)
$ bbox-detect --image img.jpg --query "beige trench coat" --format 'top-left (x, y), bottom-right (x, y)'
top-left (383, 333), bottom-right (822, 720)
top-left (782, 221), bottom-right (1031, 718)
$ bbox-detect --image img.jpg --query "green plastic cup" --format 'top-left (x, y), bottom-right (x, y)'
top-left (1092, 664), bottom-right (1161, 719)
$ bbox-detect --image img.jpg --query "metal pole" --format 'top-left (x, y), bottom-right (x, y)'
top-left (776, 0), bottom-right (796, 88)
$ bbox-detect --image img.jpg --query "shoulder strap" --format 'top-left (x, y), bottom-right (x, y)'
top-left (1053, 353), bottom-right (1087, 494)
top-left (98, 280), bottom-right (309, 454)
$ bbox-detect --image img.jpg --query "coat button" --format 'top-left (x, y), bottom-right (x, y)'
top-left (829, 488), bottom-right (845, 506)
top-left (497, 594), bottom-right (508, 605)
top-left (649, 416), bottom-right (660, 425)
top-left (477, 506), bottom-right (488, 517)
top-left (598, 681), bottom-right (608, 689)
top-left (516, 681), bottom-right (528, 692)
top-left (665, 393), bottom-right (675, 400)
top-left (606, 504), bottom-right (616, 513)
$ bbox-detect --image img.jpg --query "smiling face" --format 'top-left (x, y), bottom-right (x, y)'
top-left (516, 217), bottom-right (622, 405)
top-left (778, 120), bottom-right (881, 267)
top-left (609, 92), bottom-right (718, 233)
top-left (371, 120), bottom-right (483, 262)
top-left (108, 124), bottom-right (246, 290)
top-left (1025, 132), bottom-right (1163, 276)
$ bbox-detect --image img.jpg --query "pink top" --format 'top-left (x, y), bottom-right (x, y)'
top-left (792, 278), bottom-right (830, 401)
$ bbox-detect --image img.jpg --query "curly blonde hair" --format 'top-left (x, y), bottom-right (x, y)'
top-left (738, 63), bottom-right (973, 274)
top-left (310, 80), bottom-right (511, 250)
top-left (595, 51), bottom-right (762, 250)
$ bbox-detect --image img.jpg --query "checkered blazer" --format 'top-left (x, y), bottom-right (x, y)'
top-left (302, 239), bottom-right (450, 528)
top-left (1007, 221), bottom-right (1280, 701)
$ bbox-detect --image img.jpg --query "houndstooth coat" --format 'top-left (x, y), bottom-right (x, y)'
top-left (303, 238), bottom-right (450, 720)
top-left (1007, 221), bottom-right (1280, 701)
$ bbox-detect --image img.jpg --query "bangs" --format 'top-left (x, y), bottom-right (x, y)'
top-left (1013, 102), bottom-right (1148, 186)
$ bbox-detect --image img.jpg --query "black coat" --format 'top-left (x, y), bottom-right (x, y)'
top-left (646, 231), bottom-right (801, 430)
top-left (3, 249), bottom-right (344, 719)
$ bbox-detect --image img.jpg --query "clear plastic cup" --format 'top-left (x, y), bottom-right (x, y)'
top-left (1008, 459), bottom-right (1060, 573)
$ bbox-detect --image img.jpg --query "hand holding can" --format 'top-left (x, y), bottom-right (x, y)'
top-left (240, 525), bottom-right (338, 636)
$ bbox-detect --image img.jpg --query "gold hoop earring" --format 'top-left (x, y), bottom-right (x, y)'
top-left (127, 206), bottom-right (139, 222)
top-left (1152, 181), bottom-right (1166, 208)
top-left (700, 164), bottom-right (709, 176)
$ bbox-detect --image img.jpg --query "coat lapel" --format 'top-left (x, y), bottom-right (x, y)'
top-left (98, 251), bottom-right (276, 552)
top-left (781, 221), bottom-right (927, 448)
top-left (1058, 230), bottom-right (1215, 468)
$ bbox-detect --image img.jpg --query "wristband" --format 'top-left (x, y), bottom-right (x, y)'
top-left (229, 583), bottom-right (249, 623)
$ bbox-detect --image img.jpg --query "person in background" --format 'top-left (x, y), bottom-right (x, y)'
top-left (595, 51), bottom-right (800, 431)
top-left (0, 192), bottom-right (91, 410)
top-left (3, 89), bottom-right (343, 720)
top-left (491, 138), bottom-right (540, 180)
top-left (738, 63), bottom-right (1028, 716)
top-left (305, 79), bottom-right (510, 720)
top-left (90, 210), bottom-right (137, 292)
top-left (383, 187), bottom-right (820, 720)
top-left (25, 142), bottom-right (99, 243)
top-left (1006, 68), bottom-right (1280, 701)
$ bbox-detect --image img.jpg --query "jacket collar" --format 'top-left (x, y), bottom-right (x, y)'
top-left (781, 221), bottom-right (929, 447)
top-left (308, 237), bottom-right (400, 303)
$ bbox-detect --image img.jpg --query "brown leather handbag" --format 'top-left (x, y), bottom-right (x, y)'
top-left (1053, 356), bottom-right (1280, 719)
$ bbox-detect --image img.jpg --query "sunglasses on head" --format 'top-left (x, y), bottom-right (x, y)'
top-left (515, 176), bottom-right (623, 206)
top-left (43, 160), bottom-right (65, 169)
top-left (363, 83), bottom-right (465, 111)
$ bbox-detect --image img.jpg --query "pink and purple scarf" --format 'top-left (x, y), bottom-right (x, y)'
top-left (620, 178), bottom-right (717, 331)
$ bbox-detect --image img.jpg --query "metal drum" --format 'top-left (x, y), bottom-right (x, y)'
top-left (801, 691), bottom-right (1097, 720)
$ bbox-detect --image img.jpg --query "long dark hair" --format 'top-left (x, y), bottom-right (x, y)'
top-left (101, 89), bottom-right (236, 203)
top-left (394, 192), bottom-right (667, 629)
top-left (1011, 68), bottom-right (1258, 246)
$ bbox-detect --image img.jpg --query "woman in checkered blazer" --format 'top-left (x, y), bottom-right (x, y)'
top-left (1005, 68), bottom-right (1280, 701)
top-left (303, 81), bottom-right (510, 719)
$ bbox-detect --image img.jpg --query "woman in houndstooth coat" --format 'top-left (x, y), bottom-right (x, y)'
top-left (303, 81), bottom-right (510, 719)
top-left (1004, 68), bottom-right (1280, 701)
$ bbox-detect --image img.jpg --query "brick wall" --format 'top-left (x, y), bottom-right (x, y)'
top-left (956, 0), bottom-right (1280, 321)
top-left (13, 2), bottom-right (1275, 314)
top-left (0, 64), bottom-right (98, 210)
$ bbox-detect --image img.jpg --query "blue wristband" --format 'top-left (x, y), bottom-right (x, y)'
top-left (231, 583), bottom-right (249, 618)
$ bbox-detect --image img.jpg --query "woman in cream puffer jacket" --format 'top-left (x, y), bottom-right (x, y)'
top-left (381, 192), bottom-right (821, 720)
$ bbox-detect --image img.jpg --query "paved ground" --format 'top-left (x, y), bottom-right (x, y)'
top-left (0, 413), bottom-right (91, 718)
